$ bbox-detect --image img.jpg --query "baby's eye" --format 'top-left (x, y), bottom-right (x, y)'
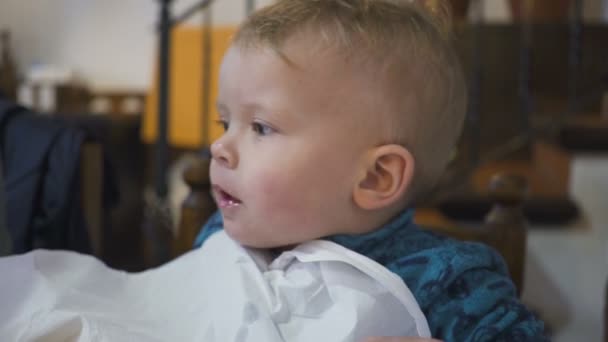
top-left (251, 121), bottom-right (276, 136)
top-left (215, 119), bottom-right (229, 132)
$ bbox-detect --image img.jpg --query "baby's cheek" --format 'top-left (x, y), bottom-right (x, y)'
top-left (254, 171), bottom-right (295, 208)
top-left (252, 171), bottom-right (310, 220)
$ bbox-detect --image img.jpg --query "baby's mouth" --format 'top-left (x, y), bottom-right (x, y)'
top-left (213, 185), bottom-right (242, 208)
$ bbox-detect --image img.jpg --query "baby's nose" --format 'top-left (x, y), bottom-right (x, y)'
top-left (210, 139), bottom-right (238, 169)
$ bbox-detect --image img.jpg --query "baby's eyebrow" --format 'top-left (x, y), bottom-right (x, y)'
top-left (216, 102), bottom-right (229, 114)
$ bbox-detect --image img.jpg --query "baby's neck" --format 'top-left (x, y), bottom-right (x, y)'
top-left (269, 244), bottom-right (295, 255)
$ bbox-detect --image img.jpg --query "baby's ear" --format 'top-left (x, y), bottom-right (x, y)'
top-left (353, 145), bottom-right (415, 210)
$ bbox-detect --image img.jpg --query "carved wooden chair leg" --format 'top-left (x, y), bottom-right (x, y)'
top-left (484, 173), bottom-right (528, 295)
top-left (174, 156), bottom-right (215, 257)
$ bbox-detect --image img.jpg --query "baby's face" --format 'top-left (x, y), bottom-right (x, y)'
top-left (210, 38), bottom-right (384, 248)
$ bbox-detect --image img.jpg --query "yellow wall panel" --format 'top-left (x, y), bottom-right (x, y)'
top-left (143, 25), bottom-right (237, 148)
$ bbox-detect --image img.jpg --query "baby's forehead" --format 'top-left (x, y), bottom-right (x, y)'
top-left (224, 40), bottom-right (403, 117)
top-left (227, 30), bottom-right (426, 117)
top-left (260, 35), bottom-right (415, 94)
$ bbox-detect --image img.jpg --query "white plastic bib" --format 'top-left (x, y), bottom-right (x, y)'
top-left (0, 231), bottom-right (430, 341)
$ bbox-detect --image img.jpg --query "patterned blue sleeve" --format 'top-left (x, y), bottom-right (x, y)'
top-left (193, 211), bottom-right (223, 248)
top-left (388, 242), bottom-right (547, 341)
top-left (424, 268), bottom-right (547, 341)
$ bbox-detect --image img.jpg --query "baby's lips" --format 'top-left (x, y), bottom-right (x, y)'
top-left (213, 185), bottom-right (242, 205)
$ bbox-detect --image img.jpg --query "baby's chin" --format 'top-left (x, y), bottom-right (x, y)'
top-left (223, 222), bottom-right (274, 248)
top-left (223, 222), bottom-right (298, 249)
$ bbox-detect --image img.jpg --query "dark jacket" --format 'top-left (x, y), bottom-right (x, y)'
top-left (0, 100), bottom-right (91, 254)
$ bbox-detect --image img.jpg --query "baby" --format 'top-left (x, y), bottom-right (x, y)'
top-left (197, 0), bottom-right (547, 341)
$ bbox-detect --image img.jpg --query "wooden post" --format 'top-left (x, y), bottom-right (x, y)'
top-left (80, 143), bottom-right (103, 257)
top-left (484, 173), bottom-right (528, 295)
top-left (174, 155), bottom-right (216, 256)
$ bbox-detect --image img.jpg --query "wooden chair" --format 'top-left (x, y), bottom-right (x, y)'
top-left (80, 142), bottom-right (104, 257)
top-left (175, 155), bottom-right (528, 294)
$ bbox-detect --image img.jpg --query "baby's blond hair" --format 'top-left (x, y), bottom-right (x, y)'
top-left (234, 0), bottom-right (467, 203)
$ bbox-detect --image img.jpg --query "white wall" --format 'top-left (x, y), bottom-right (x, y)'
top-left (1, 0), bottom-right (154, 90)
top-left (0, 0), bottom-right (272, 91)
top-left (0, 0), bottom-right (606, 91)
top-left (478, 0), bottom-right (608, 22)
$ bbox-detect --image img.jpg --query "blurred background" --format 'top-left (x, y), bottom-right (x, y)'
top-left (0, 0), bottom-right (607, 341)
